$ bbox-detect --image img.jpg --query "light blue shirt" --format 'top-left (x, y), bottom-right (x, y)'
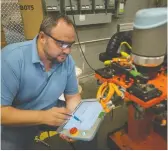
top-left (1, 36), bottom-right (78, 110)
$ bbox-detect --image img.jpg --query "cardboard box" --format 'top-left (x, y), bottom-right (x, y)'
top-left (18, 0), bottom-right (44, 40)
top-left (1, 26), bottom-right (7, 48)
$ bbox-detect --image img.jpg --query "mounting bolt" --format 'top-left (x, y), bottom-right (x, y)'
top-left (157, 91), bottom-right (162, 96)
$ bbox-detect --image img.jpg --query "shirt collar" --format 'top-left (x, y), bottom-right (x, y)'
top-left (32, 35), bottom-right (41, 64)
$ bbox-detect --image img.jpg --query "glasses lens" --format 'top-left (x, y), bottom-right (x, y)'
top-left (61, 43), bottom-right (71, 49)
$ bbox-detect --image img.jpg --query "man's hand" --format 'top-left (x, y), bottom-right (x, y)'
top-left (59, 134), bottom-right (76, 142)
top-left (42, 107), bottom-right (71, 126)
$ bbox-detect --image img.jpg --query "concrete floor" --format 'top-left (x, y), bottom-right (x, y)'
top-left (32, 75), bottom-right (128, 150)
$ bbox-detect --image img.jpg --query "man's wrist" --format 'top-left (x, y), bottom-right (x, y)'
top-left (38, 110), bottom-right (46, 125)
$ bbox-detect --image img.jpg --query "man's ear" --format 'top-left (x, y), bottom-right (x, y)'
top-left (38, 31), bottom-right (46, 43)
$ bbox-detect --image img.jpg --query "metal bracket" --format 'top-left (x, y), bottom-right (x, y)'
top-left (117, 23), bottom-right (133, 32)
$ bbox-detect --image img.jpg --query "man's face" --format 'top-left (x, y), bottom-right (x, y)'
top-left (42, 19), bottom-right (75, 63)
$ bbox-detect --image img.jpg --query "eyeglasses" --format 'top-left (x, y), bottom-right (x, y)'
top-left (43, 32), bottom-right (75, 49)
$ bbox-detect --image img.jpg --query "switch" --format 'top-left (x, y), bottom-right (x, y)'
top-left (69, 127), bottom-right (79, 136)
top-left (82, 131), bottom-right (86, 136)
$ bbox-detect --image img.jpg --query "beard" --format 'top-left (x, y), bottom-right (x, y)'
top-left (43, 44), bottom-right (68, 64)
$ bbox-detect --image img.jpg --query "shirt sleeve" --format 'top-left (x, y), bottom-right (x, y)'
top-left (64, 56), bottom-right (78, 95)
top-left (1, 60), bottom-right (20, 106)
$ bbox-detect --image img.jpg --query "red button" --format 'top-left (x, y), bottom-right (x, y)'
top-left (69, 127), bottom-right (78, 134)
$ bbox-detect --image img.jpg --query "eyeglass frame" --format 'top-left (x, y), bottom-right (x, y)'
top-left (42, 31), bottom-right (75, 49)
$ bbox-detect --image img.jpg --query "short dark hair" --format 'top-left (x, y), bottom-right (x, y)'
top-left (39, 14), bottom-right (75, 34)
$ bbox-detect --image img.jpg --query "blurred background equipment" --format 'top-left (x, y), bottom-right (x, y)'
top-left (95, 7), bottom-right (167, 150)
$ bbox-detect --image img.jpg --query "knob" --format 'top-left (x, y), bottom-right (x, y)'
top-left (69, 127), bottom-right (79, 136)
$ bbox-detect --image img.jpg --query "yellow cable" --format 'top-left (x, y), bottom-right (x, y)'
top-left (103, 83), bottom-right (114, 103)
top-left (96, 82), bottom-right (108, 100)
top-left (104, 60), bottom-right (112, 66)
top-left (120, 41), bottom-right (132, 50)
top-left (111, 83), bottom-right (122, 97)
top-left (120, 51), bottom-right (130, 58)
top-left (97, 82), bottom-right (123, 112)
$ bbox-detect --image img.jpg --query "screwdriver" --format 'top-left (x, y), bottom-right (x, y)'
top-left (35, 137), bottom-right (50, 147)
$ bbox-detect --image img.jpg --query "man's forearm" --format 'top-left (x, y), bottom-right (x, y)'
top-left (1, 106), bottom-right (45, 126)
top-left (65, 93), bottom-right (81, 112)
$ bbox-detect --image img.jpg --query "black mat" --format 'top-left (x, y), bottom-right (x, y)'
top-left (32, 134), bottom-right (98, 150)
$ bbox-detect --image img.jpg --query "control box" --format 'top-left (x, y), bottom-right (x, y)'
top-left (80, 0), bottom-right (93, 11)
top-left (45, 0), bottom-right (60, 11)
top-left (107, 0), bottom-right (115, 9)
top-left (57, 99), bottom-right (105, 141)
top-left (64, 0), bottom-right (78, 11)
top-left (95, 0), bottom-right (105, 10)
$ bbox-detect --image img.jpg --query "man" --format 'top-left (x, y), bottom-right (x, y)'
top-left (1, 14), bottom-right (81, 149)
